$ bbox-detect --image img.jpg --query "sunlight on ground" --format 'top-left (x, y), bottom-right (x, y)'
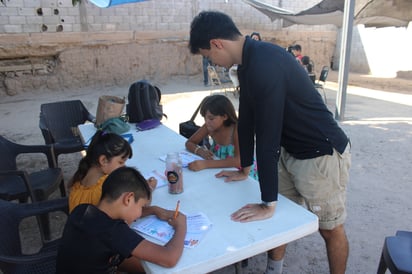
top-left (342, 117), bottom-right (412, 126)
top-left (326, 84), bottom-right (412, 106)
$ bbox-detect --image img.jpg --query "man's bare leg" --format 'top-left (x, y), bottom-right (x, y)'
top-left (319, 224), bottom-right (349, 274)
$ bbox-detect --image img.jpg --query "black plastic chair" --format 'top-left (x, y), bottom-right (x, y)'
top-left (377, 230), bottom-right (412, 274)
top-left (314, 65), bottom-right (329, 104)
top-left (0, 197), bottom-right (68, 274)
top-left (39, 100), bottom-right (95, 165)
top-left (0, 135), bottom-right (65, 239)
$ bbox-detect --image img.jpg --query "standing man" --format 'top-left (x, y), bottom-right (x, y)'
top-left (188, 11), bottom-right (351, 274)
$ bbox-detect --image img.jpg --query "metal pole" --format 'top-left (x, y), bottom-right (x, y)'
top-left (335, 0), bottom-right (355, 121)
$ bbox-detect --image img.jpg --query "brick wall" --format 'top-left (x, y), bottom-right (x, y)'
top-left (0, 0), bottom-right (339, 95)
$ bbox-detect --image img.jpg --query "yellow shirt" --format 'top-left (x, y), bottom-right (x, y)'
top-left (69, 174), bottom-right (108, 213)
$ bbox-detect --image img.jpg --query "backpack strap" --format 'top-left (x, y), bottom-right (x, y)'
top-left (190, 96), bottom-right (208, 122)
top-left (154, 85), bottom-right (167, 119)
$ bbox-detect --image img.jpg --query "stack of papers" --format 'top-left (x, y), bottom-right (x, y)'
top-left (131, 212), bottom-right (212, 248)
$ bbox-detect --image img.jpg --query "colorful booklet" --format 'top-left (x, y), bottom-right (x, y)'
top-left (131, 212), bottom-right (212, 248)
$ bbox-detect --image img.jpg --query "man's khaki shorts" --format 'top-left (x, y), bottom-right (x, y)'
top-left (278, 145), bottom-right (351, 230)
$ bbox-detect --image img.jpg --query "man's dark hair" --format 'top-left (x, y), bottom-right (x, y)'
top-left (189, 11), bottom-right (242, 54)
top-left (101, 166), bottom-right (151, 202)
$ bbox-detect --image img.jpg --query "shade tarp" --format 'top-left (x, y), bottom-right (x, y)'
top-left (242, 0), bottom-right (412, 28)
top-left (354, 0), bottom-right (412, 28)
top-left (242, 0), bottom-right (343, 27)
top-left (89, 0), bottom-right (148, 8)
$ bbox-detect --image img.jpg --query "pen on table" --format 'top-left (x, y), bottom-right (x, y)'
top-left (174, 200), bottom-right (180, 219)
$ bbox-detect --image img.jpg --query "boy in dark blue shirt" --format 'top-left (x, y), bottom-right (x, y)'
top-left (57, 167), bottom-right (186, 273)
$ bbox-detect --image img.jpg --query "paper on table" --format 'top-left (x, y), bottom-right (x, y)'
top-left (131, 212), bottom-right (212, 248)
top-left (143, 170), bottom-right (167, 189)
top-left (159, 151), bottom-right (204, 168)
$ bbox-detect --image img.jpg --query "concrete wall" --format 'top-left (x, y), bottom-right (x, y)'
top-left (0, 0), bottom-right (339, 95)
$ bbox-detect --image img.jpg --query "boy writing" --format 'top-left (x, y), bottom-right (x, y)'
top-left (57, 166), bottom-right (187, 273)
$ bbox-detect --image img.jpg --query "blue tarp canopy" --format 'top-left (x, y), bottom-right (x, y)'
top-left (89, 0), bottom-right (148, 8)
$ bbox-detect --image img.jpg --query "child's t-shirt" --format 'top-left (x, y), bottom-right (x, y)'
top-left (56, 204), bottom-right (144, 273)
top-left (68, 174), bottom-right (108, 213)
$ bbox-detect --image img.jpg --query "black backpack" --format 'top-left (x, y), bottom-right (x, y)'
top-left (126, 80), bottom-right (166, 123)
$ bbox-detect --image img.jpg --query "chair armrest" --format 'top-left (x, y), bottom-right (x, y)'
top-left (39, 114), bottom-right (54, 145)
top-left (0, 250), bottom-right (57, 265)
top-left (18, 197), bottom-right (69, 218)
top-left (0, 170), bottom-right (37, 202)
top-left (14, 143), bottom-right (58, 168)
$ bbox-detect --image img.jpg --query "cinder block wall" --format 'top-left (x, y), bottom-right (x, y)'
top-left (0, 0), bottom-right (337, 95)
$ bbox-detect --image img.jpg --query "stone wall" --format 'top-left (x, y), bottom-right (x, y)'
top-left (0, 0), bottom-right (338, 95)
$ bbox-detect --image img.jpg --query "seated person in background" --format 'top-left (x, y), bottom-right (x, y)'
top-left (301, 56), bottom-right (313, 73)
top-left (250, 31), bottom-right (261, 41)
top-left (301, 56), bottom-right (316, 83)
top-left (57, 167), bottom-right (187, 273)
top-left (68, 131), bottom-right (157, 212)
top-left (185, 94), bottom-right (257, 180)
top-left (286, 45), bottom-right (295, 56)
top-left (292, 44), bottom-right (303, 64)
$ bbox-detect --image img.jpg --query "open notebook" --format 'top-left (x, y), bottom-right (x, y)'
top-left (131, 212), bottom-right (212, 248)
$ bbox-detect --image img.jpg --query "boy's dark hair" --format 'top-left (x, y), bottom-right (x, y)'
top-left (200, 94), bottom-right (237, 127)
top-left (293, 44), bottom-right (302, 51)
top-left (101, 166), bottom-right (151, 202)
top-left (68, 131), bottom-right (132, 187)
top-left (301, 56), bottom-right (313, 73)
top-left (189, 11), bottom-right (242, 54)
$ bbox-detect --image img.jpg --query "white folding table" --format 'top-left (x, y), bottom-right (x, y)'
top-left (78, 123), bottom-right (318, 274)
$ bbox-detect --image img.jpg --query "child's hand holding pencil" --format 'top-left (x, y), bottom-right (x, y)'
top-left (174, 200), bottom-right (180, 219)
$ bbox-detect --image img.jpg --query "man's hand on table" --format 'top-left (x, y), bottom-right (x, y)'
top-left (230, 203), bottom-right (276, 222)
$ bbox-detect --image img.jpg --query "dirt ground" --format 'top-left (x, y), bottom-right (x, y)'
top-left (1, 70), bottom-right (412, 273)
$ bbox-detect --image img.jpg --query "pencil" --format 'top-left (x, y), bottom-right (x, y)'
top-left (174, 200), bottom-right (180, 219)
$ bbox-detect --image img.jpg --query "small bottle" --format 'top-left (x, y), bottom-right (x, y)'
top-left (165, 152), bottom-right (183, 194)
